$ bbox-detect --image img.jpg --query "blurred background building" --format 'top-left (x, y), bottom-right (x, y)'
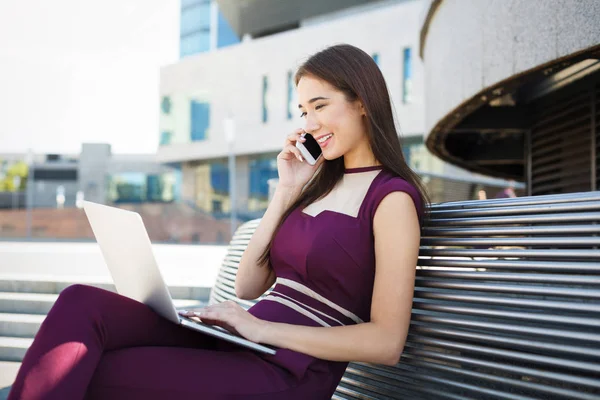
top-left (1, 144), bottom-right (180, 208)
top-left (0, 144), bottom-right (230, 243)
top-left (1, 0), bottom-right (598, 244)
top-left (158, 0), bottom-right (522, 232)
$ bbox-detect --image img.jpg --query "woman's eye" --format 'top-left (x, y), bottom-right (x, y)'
top-left (299, 105), bottom-right (325, 118)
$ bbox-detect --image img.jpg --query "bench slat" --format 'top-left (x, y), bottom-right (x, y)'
top-left (418, 258), bottom-right (600, 272)
top-left (399, 358), bottom-right (598, 400)
top-left (431, 212), bottom-right (600, 226)
top-left (420, 248), bottom-right (600, 259)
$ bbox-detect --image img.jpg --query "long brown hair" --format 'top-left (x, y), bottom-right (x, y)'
top-left (258, 44), bottom-right (430, 266)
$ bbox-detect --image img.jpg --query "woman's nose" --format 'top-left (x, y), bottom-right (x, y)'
top-left (303, 116), bottom-right (320, 134)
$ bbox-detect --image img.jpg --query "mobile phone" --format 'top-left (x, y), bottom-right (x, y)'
top-left (295, 133), bottom-right (323, 165)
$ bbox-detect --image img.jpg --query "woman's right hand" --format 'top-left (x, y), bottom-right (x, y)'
top-left (276, 129), bottom-right (324, 191)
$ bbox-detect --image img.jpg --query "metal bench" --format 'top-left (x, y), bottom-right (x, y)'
top-left (208, 191), bottom-right (600, 399)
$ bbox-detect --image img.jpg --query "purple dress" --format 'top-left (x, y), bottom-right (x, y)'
top-left (246, 165), bottom-right (423, 397)
top-left (8, 165), bottom-right (422, 400)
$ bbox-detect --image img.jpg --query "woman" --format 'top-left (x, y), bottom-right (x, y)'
top-left (9, 43), bottom-right (428, 399)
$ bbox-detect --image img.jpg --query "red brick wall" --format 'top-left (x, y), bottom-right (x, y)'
top-left (0, 204), bottom-right (234, 244)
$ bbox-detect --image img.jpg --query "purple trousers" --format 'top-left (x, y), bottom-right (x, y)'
top-left (8, 284), bottom-right (331, 399)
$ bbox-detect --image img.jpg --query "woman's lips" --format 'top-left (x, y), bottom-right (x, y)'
top-left (317, 134), bottom-right (333, 148)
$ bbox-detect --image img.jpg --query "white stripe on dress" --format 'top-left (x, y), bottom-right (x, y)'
top-left (269, 290), bottom-right (346, 326)
top-left (276, 277), bottom-right (364, 324)
top-left (262, 296), bottom-right (331, 327)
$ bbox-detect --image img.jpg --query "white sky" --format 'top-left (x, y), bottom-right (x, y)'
top-left (0, 0), bottom-right (179, 155)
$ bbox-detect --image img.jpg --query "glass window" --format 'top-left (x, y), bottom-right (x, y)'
top-left (193, 161), bottom-right (231, 216)
top-left (190, 101), bottom-right (210, 141)
top-left (160, 131), bottom-right (172, 146)
top-left (401, 135), bottom-right (424, 169)
top-left (170, 163), bottom-right (182, 202)
top-left (161, 96), bottom-right (172, 115)
top-left (146, 175), bottom-right (163, 202)
top-left (109, 173), bottom-right (146, 203)
top-left (248, 155), bottom-right (278, 214)
top-left (180, 3), bottom-right (211, 36)
top-left (287, 71), bottom-right (294, 120)
top-left (249, 158), bottom-right (278, 198)
top-left (402, 47), bottom-right (412, 103)
top-left (262, 76), bottom-right (268, 123)
top-left (372, 53), bottom-right (379, 66)
top-left (108, 171), bottom-right (179, 204)
top-left (210, 161), bottom-right (229, 195)
top-left (180, 31), bottom-right (210, 57)
top-left (217, 10), bottom-right (239, 48)
top-left (181, 0), bottom-right (206, 8)
top-left (212, 199), bottom-right (223, 213)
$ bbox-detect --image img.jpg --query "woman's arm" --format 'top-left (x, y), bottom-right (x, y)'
top-left (235, 185), bottom-right (301, 300)
top-left (236, 129), bottom-right (322, 300)
top-left (259, 191), bottom-right (420, 365)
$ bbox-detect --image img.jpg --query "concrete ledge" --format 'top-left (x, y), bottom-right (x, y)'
top-left (0, 242), bottom-right (227, 289)
top-left (0, 338), bottom-right (31, 363)
top-left (0, 293), bottom-right (57, 315)
top-left (0, 314), bottom-right (44, 338)
top-left (0, 275), bottom-right (212, 300)
top-left (0, 292), bottom-right (206, 315)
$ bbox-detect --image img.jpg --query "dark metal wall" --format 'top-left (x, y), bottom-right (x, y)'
top-left (527, 73), bottom-right (600, 196)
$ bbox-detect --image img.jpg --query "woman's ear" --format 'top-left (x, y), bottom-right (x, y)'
top-left (358, 101), bottom-right (367, 117)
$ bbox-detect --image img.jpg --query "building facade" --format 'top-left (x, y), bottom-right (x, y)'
top-left (159, 0), bottom-right (514, 221)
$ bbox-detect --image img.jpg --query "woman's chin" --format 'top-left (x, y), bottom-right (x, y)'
top-left (320, 147), bottom-right (338, 161)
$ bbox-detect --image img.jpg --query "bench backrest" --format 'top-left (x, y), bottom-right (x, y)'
top-left (209, 191), bottom-right (600, 399)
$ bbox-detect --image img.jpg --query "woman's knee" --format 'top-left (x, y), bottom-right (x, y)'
top-left (55, 284), bottom-right (109, 310)
top-left (59, 283), bottom-right (96, 298)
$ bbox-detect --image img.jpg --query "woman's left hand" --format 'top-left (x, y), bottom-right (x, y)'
top-left (178, 301), bottom-right (267, 343)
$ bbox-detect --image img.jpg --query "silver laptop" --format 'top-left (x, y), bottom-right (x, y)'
top-left (82, 200), bottom-right (276, 356)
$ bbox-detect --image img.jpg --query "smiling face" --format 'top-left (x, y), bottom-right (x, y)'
top-left (297, 75), bottom-right (375, 167)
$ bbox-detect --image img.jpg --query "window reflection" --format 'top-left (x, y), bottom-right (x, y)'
top-left (287, 71), bottom-right (294, 120)
top-left (191, 154), bottom-right (278, 220)
top-left (180, 32), bottom-right (210, 57)
top-left (372, 53), bottom-right (379, 66)
top-left (194, 160), bottom-right (229, 215)
top-left (180, 2), bottom-right (211, 36)
top-left (191, 101), bottom-right (210, 141)
top-left (248, 155), bottom-right (278, 214)
top-left (402, 47), bottom-right (412, 103)
top-left (108, 170), bottom-right (180, 204)
top-left (262, 76), bottom-right (269, 123)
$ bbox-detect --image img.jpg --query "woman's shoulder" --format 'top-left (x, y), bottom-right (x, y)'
top-left (368, 171), bottom-right (424, 219)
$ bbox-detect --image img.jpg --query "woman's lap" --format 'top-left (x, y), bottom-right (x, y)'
top-left (85, 346), bottom-right (298, 399)
top-left (10, 284), bottom-right (335, 399)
